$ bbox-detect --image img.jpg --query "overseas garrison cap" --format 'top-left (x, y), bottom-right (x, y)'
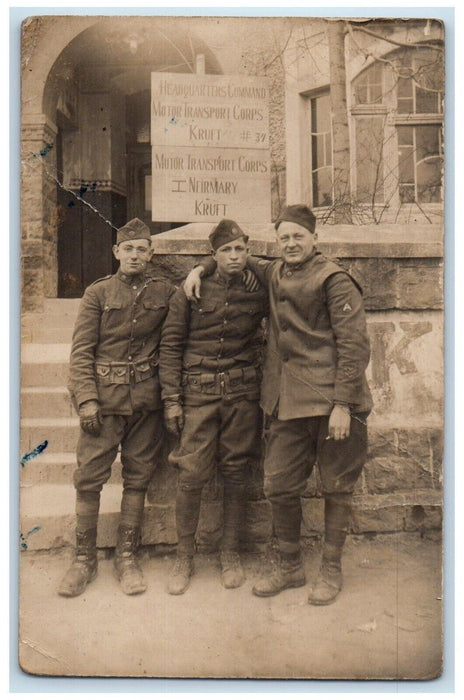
top-left (209, 219), bottom-right (248, 251)
top-left (116, 218), bottom-right (152, 244)
top-left (275, 204), bottom-right (316, 234)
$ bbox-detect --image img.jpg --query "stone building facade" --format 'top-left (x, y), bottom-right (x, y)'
top-left (20, 15), bottom-right (444, 549)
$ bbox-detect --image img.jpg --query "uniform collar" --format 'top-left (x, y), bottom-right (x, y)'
top-left (117, 268), bottom-right (146, 285)
top-left (214, 270), bottom-right (243, 287)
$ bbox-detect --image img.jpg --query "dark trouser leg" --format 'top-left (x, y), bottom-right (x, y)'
top-left (307, 497), bottom-right (352, 606)
top-left (220, 482), bottom-right (247, 588)
top-left (308, 413), bottom-right (368, 605)
top-left (176, 486), bottom-right (203, 557)
top-left (58, 492), bottom-right (100, 598)
top-left (263, 416), bottom-right (317, 548)
top-left (115, 411), bottom-right (164, 595)
top-left (324, 497), bottom-right (351, 561)
top-left (221, 482), bottom-right (247, 551)
top-left (75, 490), bottom-right (101, 531)
top-left (168, 402), bottom-right (219, 594)
top-left (218, 398), bottom-right (261, 588)
top-left (59, 420), bottom-right (122, 598)
top-left (252, 417), bottom-right (317, 597)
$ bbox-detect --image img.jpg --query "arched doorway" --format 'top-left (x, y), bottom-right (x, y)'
top-left (43, 17), bottom-right (222, 297)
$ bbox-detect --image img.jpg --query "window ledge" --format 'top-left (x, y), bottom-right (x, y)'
top-left (391, 113), bottom-right (443, 125)
top-left (351, 104), bottom-right (388, 116)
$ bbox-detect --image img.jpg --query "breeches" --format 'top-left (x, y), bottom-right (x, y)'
top-left (74, 410), bottom-right (164, 492)
top-left (170, 397), bottom-right (262, 490)
top-left (264, 412), bottom-right (369, 504)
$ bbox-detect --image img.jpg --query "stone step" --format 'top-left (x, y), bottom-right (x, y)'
top-left (21, 387), bottom-right (74, 418)
top-left (22, 300), bottom-right (80, 343)
top-left (20, 452), bottom-right (122, 486)
top-left (21, 417), bottom-right (79, 454)
top-left (21, 344), bottom-right (70, 387)
top-left (19, 482), bottom-right (440, 552)
top-left (21, 326), bottom-right (74, 344)
top-left (19, 483), bottom-right (177, 550)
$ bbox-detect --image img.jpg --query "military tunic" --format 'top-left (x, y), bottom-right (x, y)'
top-left (244, 250), bottom-right (373, 541)
top-left (69, 268), bottom-right (175, 492)
top-left (159, 271), bottom-right (267, 488)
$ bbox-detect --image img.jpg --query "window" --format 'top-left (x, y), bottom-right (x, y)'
top-left (310, 93), bottom-right (333, 207)
top-left (393, 47), bottom-right (444, 204)
top-left (352, 45), bottom-right (444, 207)
top-left (353, 62), bottom-right (383, 106)
top-left (395, 48), bottom-right (444, 115)
top-left (355, 117), bottom-right (385, 204)
top-left (352, 64), bottom-right (387, 204)
top-left (397, 124), bottom-right (443, 203)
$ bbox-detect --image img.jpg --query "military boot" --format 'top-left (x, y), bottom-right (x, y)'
top-left (58, 528), bottom-right (98, 597)
top-left (113, 525), bottom-right (147, 595)
top-left (220, 550), bottom-right (245, 589)
top-left (252, 550), bottom-right (306, 597)
top-left (167, 555), bottom-right (194, 595)
top-left (308, 497), bottom-right (350, 605)
top-left (308, 544), bottom-right (343, 605)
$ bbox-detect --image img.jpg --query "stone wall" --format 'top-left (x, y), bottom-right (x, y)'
top-left (21, 115), bottom-right (58, 311)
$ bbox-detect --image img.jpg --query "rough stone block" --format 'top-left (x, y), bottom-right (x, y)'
top-left (148, 254), bottom-right (201, 285)
top-left (364, 454), bottom-right (434, 494)
top-left (429, 429), bottom-right (444, 488)
top-left (350, 502), bottom-right (406, 533)
top-left (147, 462), bottom-right (178, 504)
top-left (141, 505), bottom-right (177, 545)
top-left (366, 429), bottom-right (398, 459)
top-left (397, 260), bottom-right (443, 309)
top-left (348, 258), bottom-right (397, 310)
top-left (404, 505), bottom-right (442, 532)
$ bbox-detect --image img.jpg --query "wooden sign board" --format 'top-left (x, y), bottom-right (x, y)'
top-left (151, 72), bottom-right (271, 222)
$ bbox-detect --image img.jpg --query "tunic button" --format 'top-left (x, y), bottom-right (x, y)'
top-left (132, 285), bottom-right (137, 290)
top-left (220, 338), bottom-right (224, 343)
top-left (128, 355), bottom-right (132, 360)
top-left (225, 302), bottom-right (229, 307)
top-left (286, 271), bottom-right (292, 277)
top-left (133, 319), bottom-right (137, 323)
top-left (223, 319), bottom-right (227, 325)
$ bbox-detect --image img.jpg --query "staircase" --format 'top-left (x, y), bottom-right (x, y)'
top-left (20, 300), bottom-right (131, 551)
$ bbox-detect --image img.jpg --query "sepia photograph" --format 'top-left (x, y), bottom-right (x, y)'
top-left (18, 12), bottom-right (445, 680)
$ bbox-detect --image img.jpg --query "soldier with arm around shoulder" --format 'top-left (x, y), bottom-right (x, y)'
top-left (185, 205), bottom-right (373, 605)
top-left (58, 218), bottom-right (175, 598)
top-left (159, 220), bottom-right (267, 595)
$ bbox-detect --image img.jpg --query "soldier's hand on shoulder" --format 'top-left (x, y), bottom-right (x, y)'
top-left (78, 400), bottom-right (103, 437)
top-left (183, 267), bottom-right (203, 301)
top-left (164, 401), bottom-right (184, 435)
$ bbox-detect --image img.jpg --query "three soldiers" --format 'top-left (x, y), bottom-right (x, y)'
top-left (59, 218), bottom-right (175, 597)
top-left (60, 207), bottom-right (372, 606)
